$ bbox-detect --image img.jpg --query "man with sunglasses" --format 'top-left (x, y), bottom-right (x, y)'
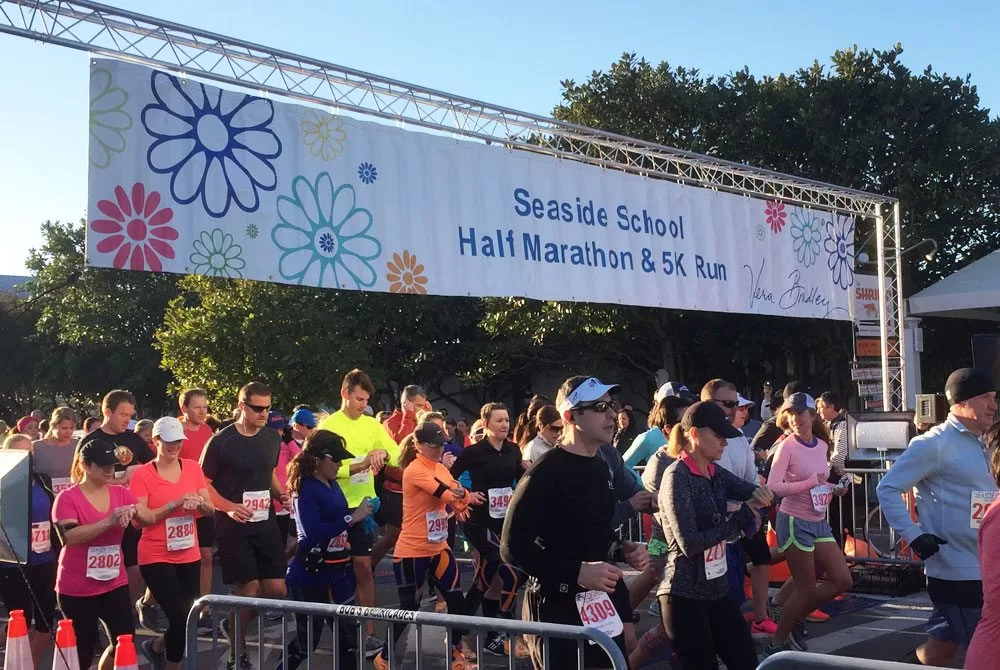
top-left (702, 379), bottom-right (776, 638)
top-left (200, 381), bottom-right (289, 670)
top-left (502, 376), bottom-right (649, 669)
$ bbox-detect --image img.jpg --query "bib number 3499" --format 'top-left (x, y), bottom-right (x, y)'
top-left (488, 487), bottom-right (512, 519)
top-left (575, 590), bottom-right (623, 639)
top-left (971, 491), bottom-right (998, 529)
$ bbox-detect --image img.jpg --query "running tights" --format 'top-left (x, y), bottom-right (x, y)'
top-left (141, 561), bottom-right (201, 663)
top-left (389, 549), bottom-right (467, 653)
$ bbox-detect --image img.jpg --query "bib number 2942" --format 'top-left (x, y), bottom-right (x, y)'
top-left (971, 491), bottom-right (998, 529)
top-left (243, 491), bottom-right (271, 522)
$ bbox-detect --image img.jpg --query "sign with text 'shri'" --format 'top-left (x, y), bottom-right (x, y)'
top-left (86, 58), bottom-right (855, 320)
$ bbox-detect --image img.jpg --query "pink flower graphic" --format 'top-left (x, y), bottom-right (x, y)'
top-left (765, 200), bottom-right (787, 234)
top-left (91, 183), bottom-right (177, 271)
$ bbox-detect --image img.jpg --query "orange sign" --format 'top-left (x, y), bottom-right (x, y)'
top-left (855, 338), bottom-right (898, 359)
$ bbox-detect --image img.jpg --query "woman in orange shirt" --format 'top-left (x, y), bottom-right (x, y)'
top-left (373, 421), bottom-right (485, 670)
top-left (130, 417), bottom-right (214, 670)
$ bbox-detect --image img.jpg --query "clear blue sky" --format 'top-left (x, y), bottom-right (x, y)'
top-left (1, 0), bottom-right (997, 274)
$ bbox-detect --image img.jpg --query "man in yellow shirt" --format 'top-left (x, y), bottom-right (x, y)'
top-left (317, 368), bottom-right (400, 659)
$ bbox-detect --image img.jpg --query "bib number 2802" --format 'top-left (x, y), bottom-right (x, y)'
top-left (971, 491), bottom-right (998, 529)
top-left (86, 545), bottom-right (121, 581)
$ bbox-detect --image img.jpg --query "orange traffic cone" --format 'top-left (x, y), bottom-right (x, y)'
top-left (3, 610), bottom-right (32, 670)
top-left (51, 619), bottom-right (81, 670)
top-left (112, 634), bottom-right (138, 670)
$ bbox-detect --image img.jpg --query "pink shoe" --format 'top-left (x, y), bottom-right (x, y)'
top-left (750, 617), bottom-right (779, 638)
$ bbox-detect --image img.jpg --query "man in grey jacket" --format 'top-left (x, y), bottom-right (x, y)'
top-left (877, 368), bottom-right (997, 666)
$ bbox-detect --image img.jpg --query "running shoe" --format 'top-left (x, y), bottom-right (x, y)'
top-left (648, 599), bottom-right (661, 617)
top-left (226, 653), bottom-right (254, 670)
top-left (196, 610), bottom-right (214, 634)
top-left (135, 596), bottom-right (159, 631)
top-left (806, 608), bottom-right (830, 622)
top-left (435, 599), bottom-right (448, 613)
top-left (264, 610), bottom-right (283, 622)
top-left (788, 625), bottom-right (809, 652)
top-left (373, 653), bottom-right (389, 670)
top-left (219, 617), bottom-right (233, 645)
top-left (460, 640), bottom-right (478, 661)
top-left (482, 633), bottom-right (507, 657)
top-left (507, 637), bottom-right (530, 659)
top-left (766, 595), bottom-right (783, 623)
top-left (762, 641), bottom-right (792, 658)
top-left (750, 617), bottom-right (779, 638)
top-left (139, 639), bottom-right (166, 670)
top-left (364, 634), bottom-right (386, 660)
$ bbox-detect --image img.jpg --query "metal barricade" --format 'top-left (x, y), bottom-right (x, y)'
top-left (185, 594), bottom-right (628, 670)
top-left (757, 650), bottom-right (949, 669)
top-left (831, 468), bottom-right (921, 567)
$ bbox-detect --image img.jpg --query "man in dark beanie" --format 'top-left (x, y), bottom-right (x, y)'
top-left (878, 368), bottom-right (997, 665)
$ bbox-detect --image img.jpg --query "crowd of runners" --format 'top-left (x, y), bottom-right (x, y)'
top-left (1, 365), bottom-right (999, 669)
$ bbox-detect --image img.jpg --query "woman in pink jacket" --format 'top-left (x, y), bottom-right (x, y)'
top-left (967, 422), bottom-right (1000, 669)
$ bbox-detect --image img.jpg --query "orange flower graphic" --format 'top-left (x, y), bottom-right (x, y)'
top-left (387, 251), bottom-right (428, 294)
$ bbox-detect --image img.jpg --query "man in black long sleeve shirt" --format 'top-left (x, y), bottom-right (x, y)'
top-left (502, 376), bottom-right (649, 669)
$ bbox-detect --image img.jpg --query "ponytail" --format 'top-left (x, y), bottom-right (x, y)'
top-left (666, 424), bottom-right (690, 459)
top-left (70, 449), bottom-right (85, 484)
top-left (398, 433), bottom-right (418, 470)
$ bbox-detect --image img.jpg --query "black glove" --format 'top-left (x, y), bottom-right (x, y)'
top-left (910, 533), bottom-right (948, 560)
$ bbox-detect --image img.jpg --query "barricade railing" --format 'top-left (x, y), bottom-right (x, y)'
top-left (833, 468), bottom-right (921, 567)
top-left (757, 650), bottom-right (949, 669)
top-left (185, 594), bottom-right (628, 670)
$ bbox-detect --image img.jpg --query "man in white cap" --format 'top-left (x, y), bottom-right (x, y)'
top-left (736, 394), bottom-right (761, 440)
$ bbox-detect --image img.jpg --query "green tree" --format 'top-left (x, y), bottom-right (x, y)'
top-left (25, 220), bottom-right (178, 412)
top-left (482, 46), bottom-right (1000, 397)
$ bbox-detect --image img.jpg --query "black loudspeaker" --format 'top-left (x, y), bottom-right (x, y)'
top-left (914, 394), bottom-right (948, 426)
top-left (972, 334), bottom-right (1000, 386)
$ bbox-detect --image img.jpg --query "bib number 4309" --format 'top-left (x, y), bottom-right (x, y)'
top-left (575, 590), bottom-right (623, 639)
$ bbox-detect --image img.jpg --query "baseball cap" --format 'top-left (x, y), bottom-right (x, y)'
top-left (558, 377), bottom-right (622, 413)
top-left (781, 392), bottom-right (817, 413)
top-left (681, 401), bottom-right (743, 439)
top-left (654, 381), bottom-right (695, 403)
top-left (15, 416), bottom-right (36, 433)
top-left (79, 438), bottom-right (120, 467)
top-left (945, 368), bottom-right (996, 406)
top-left (414, 422), bottom-right (446, 446)
top-left (303, 431), bottom-right (353, 462)
top-left (290, 408), bottom-right (317, 428)
top-left (737, 394), bottom-right (755, 409)
top-left (267, 411), bottom-right (289, 430)
top-left (152, 416), bottom-right (186, 442)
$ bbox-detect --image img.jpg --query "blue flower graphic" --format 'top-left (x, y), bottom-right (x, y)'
top-left (789, 208), bottom-right (824, 268)
top-left (824, 214), bottom-right (856, 290)
top-left (142, 71), bottom-right (282, 218)
top-left (358, 162), bottom-right (378, 185)
top-left (272, 173), bottom-right (381, 289)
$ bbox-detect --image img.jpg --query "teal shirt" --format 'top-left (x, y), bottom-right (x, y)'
top-left (623, 428), bottom-right (667, 471)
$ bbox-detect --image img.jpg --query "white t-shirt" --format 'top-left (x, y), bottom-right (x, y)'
top-left (523, 435), bottom-right (554, 462)
top-left (715, 434), bottom-right (758, 485)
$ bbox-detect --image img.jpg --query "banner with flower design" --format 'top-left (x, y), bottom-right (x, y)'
top-left (87, 59), bottom-right (855, 319)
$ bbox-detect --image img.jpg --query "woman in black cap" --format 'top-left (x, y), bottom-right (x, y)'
top-left (656, 401), bottom-right (773, 670)
top-left (281, 429), bottom-right (370, 670)
top-left (54, 438), bottom-right (155, 670)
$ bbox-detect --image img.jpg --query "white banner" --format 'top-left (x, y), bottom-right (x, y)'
top-left (86, 59), bottom-right (856, 319)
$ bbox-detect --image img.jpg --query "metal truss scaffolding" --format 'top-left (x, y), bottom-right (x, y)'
top-left (0, 0), bottom-right (907, 409)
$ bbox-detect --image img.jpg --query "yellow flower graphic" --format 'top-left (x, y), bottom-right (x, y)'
top-left (387, 251), bottom-right (428, 294)
top-left (301, 109), bottom-right (347, 161)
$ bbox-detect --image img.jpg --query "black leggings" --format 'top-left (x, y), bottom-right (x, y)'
top-left (141, 561), bottom-right (201, 663)
top-left (659, 593), bottom-right (758, 670)
top-left (58, 586), bottom-right (135, 669)
top-left (285, 577), bottom-right (357, 669)
top-left (391, 550), bottom-right (467, 652)
top-left (463, 524), bottom-right (524, 617)
top-left (0, 562), bottom-right (57, 633)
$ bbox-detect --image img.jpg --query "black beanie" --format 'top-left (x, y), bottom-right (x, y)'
top-left (944, 368), bottom-right (995, 406)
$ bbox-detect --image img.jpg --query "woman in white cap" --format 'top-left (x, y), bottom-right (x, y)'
top-left (130, 416), bottom-right (215, 670)
top-left (763, 393), bottom-right (852, 658)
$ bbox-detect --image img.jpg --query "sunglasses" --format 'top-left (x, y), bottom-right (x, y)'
top-left (714, 399), bottom-right (739, 409)
top-left (545, 423), bottom-right (565, 432)
top-left (244, 402), bottom-right (272, 414)
top-left (576, 400), bottom-right (619, 414)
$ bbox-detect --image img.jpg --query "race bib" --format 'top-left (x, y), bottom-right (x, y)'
top-left (350, 458), bottom-right (371, 485)
top-left (165, 515), bottom-right (196, 551)
top-left (971, 490), bottom-right (998, 529)
top-left (242, 490), bottom-right (271, 522)
top-left (31, 522), bottom-right (51, 554)
top-left (51, 478), bottom-right (72, 495)
top-left (575, 590), bottom-right (623, 639)
top-left (86, 545), bottom-right (121, 581)
top-left (488, 487), bottom-right (513, 519)
top-left (703, 541), bottom-right (727, 580)
top-left (426, 510), bottom-right (449, 543)
top-left (810, 485), bottom-right (834, 515)
top-left (327, 532), bottom-right (349, 553)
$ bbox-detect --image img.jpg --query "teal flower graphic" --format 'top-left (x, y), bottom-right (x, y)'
top-left (246, 224), bottom-right (259, 239)
top-left (190, 229), bottom-right (246, 278)
top-left (89, 68), bottom-right (133, 168)
top-left (789, 208), bottom-right (824, 268)
top-left (272, 173), bottom-right (381, 288)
